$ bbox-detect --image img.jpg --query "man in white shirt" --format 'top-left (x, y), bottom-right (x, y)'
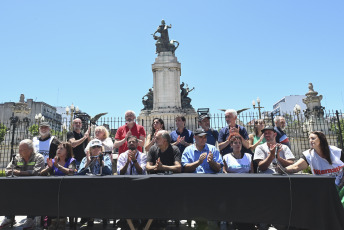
top-left (254, 126), bottom-right (295, 174)
top-left (117, 136), bottom-right (146, 175)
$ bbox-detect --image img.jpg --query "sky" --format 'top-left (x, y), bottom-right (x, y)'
top-left (0, 0), bottom-right (343, 118)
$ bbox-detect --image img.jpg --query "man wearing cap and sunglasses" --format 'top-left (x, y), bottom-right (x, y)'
top-left (32, 122), bottom-right (61, 164)
top-left (182, 128), bottom-right (223, 174)
top-left (198, 114), bottom-right (219, 147)
top-left (253, 126), bottom-right (295, 174)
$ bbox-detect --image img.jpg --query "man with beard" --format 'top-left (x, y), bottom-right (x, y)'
top-left (146, 130), bottom-right (182, 174)
top-left (274, 116), bottom-right (291, 149)
top-left (254, 126), bottom-right (295, 174)
top-left (114, 110), bottom-right (146, 155)
top-left (117, 136), bottom-right (147, 175)
top-left (198, 114), bottom-right (218, 147)
top-left (32, 122), bottom-right (61, 164)
top-left (67, 118), bottom-right (90, 167)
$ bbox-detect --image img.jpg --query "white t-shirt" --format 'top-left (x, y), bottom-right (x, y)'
top-left (254, 142), bottom-right (295, 173)
top-left (223, 153), bottom-right (252, 173)
top-left (33, 136), bottom-right (54, 163)
top-left (303, 146), bottom-right (344, 185)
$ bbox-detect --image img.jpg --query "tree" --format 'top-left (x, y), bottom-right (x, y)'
top-left (0, 123), bottom-right (7, 143)
top-left (29, 124), bottom-right (39, 137)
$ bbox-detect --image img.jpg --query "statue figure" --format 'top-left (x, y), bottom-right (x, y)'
top-left (20, 94), bottom-right (25, 103)
top-left (152, 20), bottom-right (179, 54)
top-left (180, 82), bottom-right (194, 109)
top-left (142, 88), bottom-right (153, 110)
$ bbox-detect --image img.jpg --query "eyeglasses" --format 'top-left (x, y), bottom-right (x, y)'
top-left (91, 146), bottom-right (101, 149)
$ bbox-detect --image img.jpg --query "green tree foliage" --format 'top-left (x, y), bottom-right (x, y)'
top-left (0, 123), bottom-right (7, 143)
top-left (29, 124), bottom-right (39, 137)
top-left (331, 119), bottom-right (344, 148)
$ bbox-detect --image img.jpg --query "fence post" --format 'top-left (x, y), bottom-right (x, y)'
top-left (10, 116), bottom-right (19, 163)
top-left (336, 110), bottom-right (343, 149)
top-left (270, 112), bottom-right (275, 127)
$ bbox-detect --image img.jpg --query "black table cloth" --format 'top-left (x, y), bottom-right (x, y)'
top-left (1, 174), bottom-right (344, 230)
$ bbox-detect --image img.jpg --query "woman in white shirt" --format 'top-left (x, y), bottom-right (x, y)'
top-left (223, 134), bottom-right (254, 173)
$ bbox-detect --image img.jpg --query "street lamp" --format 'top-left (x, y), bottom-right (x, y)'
top-left (35, 113), bottom-right (45, 126)
top-left (66, 104), bottom-right (80, 131)
top-left (252, 97), bottom-right (264, 119)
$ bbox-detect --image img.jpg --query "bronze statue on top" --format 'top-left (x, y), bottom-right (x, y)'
top-left (152, 20), bottom-right (179, 54)
top-left (180, 82), bottom-right (194, 109)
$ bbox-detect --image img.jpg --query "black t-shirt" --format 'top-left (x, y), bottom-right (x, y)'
top-left (147, 144), bottom-right (181, 173)
top-left (67, 131), bottom-right (88, 162)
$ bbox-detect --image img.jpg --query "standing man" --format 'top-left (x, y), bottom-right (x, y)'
top-left (146, 130), bottom-right (182, 174)
top-left (182, 128), bottom-right (223, 173)
top-left (198, 114), bottom-right (218, 147)
top-left (254, 126), bottom-right (295, 174)
top-left (1, 139), bottom-right (45, 229)
top-left (170, 115), bottom-right (194, 154)
top-left (117, 136), bottom-right (147, 175)
top-left (32, 122), bottom-right (60, 164)
top-left (114, 110), bottom-right (146, 155)
top-left (67, 118), bottom-right (90, 167)
top-left (274, 116), bottom-right (291, 149)
top-left (218, 109), bottom-right (250, 156)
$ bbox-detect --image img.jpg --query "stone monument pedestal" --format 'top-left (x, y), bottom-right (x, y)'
top-left (138, 51), bottom-right (197, 131)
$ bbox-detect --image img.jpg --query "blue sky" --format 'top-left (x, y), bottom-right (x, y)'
top-left (1, 0), bottom-right (343, 118)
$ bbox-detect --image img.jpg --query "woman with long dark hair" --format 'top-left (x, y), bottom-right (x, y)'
top-left (144, 118), bottom-right (165, 152)
top-left (278, 131), bottom-right (344, 206)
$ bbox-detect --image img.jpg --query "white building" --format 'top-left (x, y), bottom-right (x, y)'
top-left (272, 95), bottom-right (307, 116)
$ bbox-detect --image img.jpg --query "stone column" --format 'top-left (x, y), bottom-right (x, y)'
top-left (152, 51), bottom-right (181, 113)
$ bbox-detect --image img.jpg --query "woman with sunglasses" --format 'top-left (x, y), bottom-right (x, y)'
top-left (249, 119), bottom-right (266, 152)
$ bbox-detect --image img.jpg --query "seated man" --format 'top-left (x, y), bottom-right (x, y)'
top-left (146, 130), bottom-right (182, 174)
top-left (182, 128), bottom-right (223, 173)
top-left (117, 136), bottom-right (147, 175)
top-left (254, 126), bottom-right (295, 174)
top-left (1, 139), bottom-right (45, 229)
top-left (78, 139), bottom-right (112, 175)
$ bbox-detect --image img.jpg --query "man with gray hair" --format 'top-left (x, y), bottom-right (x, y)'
top-left (1, 139), bottom-right (45, 229)
top-left (146, 130), bottom-right (182, 174)
top-left (32, 122), bottom-right (61, 164)
top-left (218, 109), bottom-right (250, 156)
top-left (274, 116), bottom-right (291, 149)
top-left (114, 110), bottom-right (146, 155)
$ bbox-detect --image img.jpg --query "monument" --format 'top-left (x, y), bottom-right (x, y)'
top-left (302, 83), bottom-right (330, 134)
top-left (138, 20), bottom-right (198, 131)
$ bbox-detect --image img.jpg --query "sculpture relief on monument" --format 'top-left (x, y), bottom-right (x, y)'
top-left (138, 20), bottom-right (197, 131)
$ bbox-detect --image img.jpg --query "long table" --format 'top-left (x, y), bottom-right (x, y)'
top-left (1, 174), bottom-right (344, 230)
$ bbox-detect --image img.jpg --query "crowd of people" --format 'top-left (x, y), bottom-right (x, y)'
top-left (2, 109), bottom-right (344, 230)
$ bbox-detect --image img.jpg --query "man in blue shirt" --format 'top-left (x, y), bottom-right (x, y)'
top-left (198, 114), bottom-right (218, 147)
top-left (170, 115), bottom-right (194, 154)
top-left (182, 128), bottom-right (223, 173)
top-left (218, 109), bottom-right (250, 156)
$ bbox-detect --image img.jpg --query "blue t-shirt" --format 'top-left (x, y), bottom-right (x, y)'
top-left (205, 129), bottom-right (218, 146)
top-left (182, 144), bottom-right (223, 174)
top-left (218, 125), bottom-right (250, 156)
top-left (170, 128), bottom-right (194, 153)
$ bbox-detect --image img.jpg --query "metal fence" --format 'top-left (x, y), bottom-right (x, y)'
top-left (1, 110), bottom-right (343, 173)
